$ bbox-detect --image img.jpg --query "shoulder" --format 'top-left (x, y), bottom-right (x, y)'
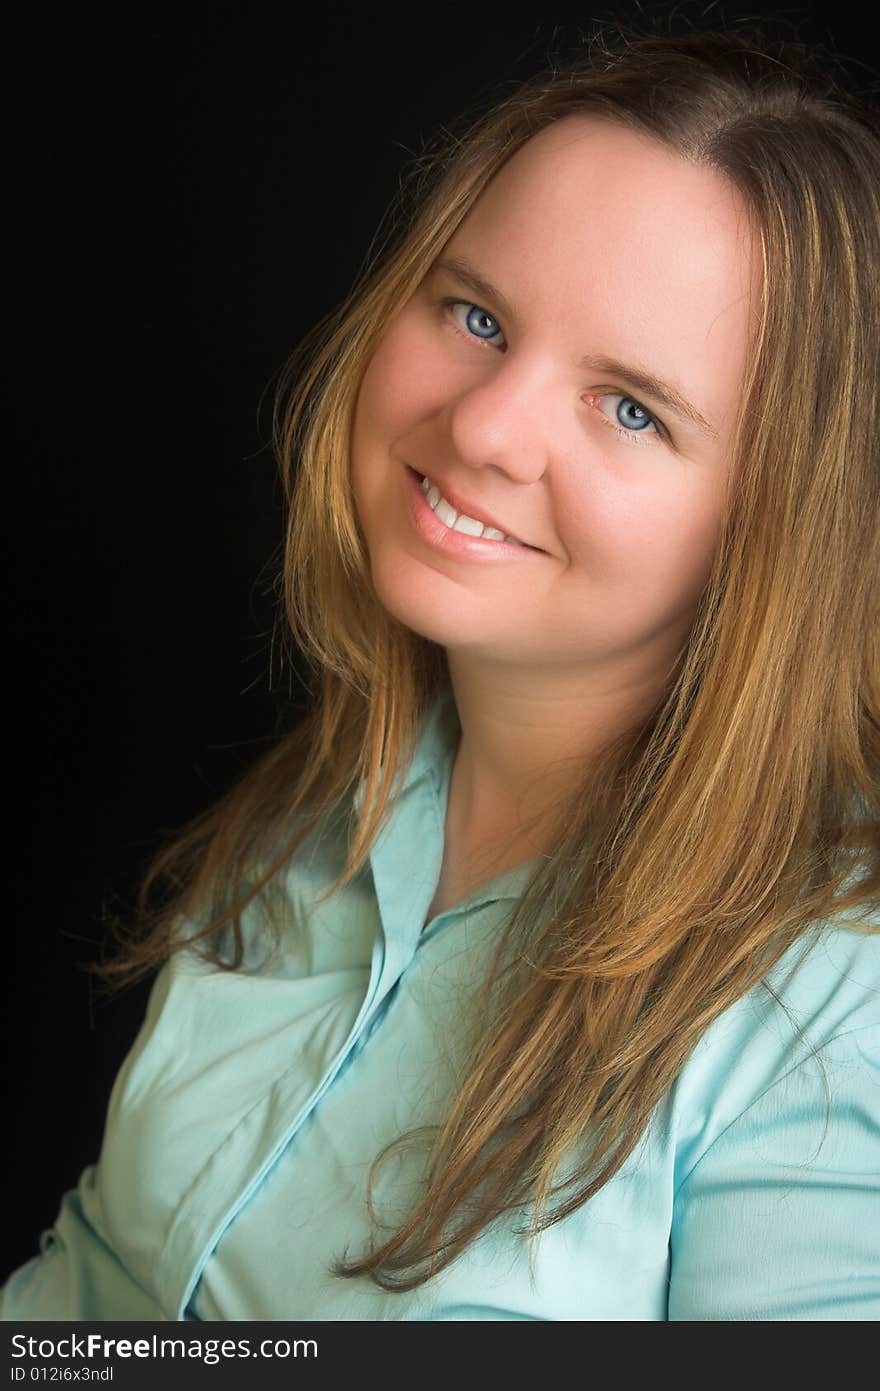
top-left (667, 910), bottom-right (879, 1188)
top-left (167, 792), bottom-right (362, 974)
top-left (758, 910), bottom-right (879, 1040)
top-left (664, 911), bottom-right (880, 1319)
top-left (702, 905), bottom-right (877, 1067)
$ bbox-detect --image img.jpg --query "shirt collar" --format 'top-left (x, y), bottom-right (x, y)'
top-left (352, 682), bottom-right (460, 817)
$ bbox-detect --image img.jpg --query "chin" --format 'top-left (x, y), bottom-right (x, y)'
top-left (364, 566), bottom-right (456, 643)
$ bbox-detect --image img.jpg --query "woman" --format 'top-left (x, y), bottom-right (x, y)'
top-left (4, 21), bottom-right (878, 1321)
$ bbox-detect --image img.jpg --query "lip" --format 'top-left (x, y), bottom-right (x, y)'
top-left (400, 464), bottom-right (539, 556)
top-left (416, 469), bottom-right (531, 546)
top-left (403, 465), bottom-right (545, 562)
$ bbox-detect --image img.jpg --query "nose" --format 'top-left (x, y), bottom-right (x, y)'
top-left (443, 362), bottom-right (549, 485)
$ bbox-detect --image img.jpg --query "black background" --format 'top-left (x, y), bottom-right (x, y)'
top-left (6, 1), bottom-right (876, 1274)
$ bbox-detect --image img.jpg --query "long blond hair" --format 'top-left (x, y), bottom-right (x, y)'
top-left (91, 19), bottom-right (880, 1290)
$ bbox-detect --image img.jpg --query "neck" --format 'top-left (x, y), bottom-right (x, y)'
top-left (443, 649), bottom-right (667, 854)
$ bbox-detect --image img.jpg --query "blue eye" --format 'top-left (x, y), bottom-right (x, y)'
top-left (441, 298), bottom-right (505, 348)
top-left (586, 393), bottom-right (662, 447)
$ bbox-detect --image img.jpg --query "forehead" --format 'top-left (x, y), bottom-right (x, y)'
top-left (468, 112), bottom-right (755, 283)
top-left (445, 113), bottom-right (759, 437)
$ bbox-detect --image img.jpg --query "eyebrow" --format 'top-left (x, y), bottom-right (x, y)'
top-left (432, 254), bottom-right (719, 441)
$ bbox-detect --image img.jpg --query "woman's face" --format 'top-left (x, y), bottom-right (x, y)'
top-left (350, 114), bottom-right (757, 699)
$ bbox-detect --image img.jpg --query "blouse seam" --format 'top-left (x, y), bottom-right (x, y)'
top-left (672, 1019), bottom-right (877, 1203)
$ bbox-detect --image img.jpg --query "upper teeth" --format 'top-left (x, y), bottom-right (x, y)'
top-left (420, 475), bottom-right (524, 545)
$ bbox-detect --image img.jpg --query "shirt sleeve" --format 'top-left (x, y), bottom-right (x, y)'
top-left (1, 1164), bottom-right (168, 1321)
top-left (1, 953), bottom-right (184, 1323)
top-left (668, 1021), bottom-right (880, 1320)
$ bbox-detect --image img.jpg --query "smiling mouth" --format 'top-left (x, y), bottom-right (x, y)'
top-left (408, 467), bottom-right (541, 550)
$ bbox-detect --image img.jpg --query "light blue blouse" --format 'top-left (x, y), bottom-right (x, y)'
top-left (3, 684), bottom-right (879, 1321)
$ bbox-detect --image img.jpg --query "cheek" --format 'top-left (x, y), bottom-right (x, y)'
top-left (351, 316), bottom-right (443, 536)
top-left (558, 468), bottom-right (724, 598)
top-left (354, 316), bottom-right (441, 443)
